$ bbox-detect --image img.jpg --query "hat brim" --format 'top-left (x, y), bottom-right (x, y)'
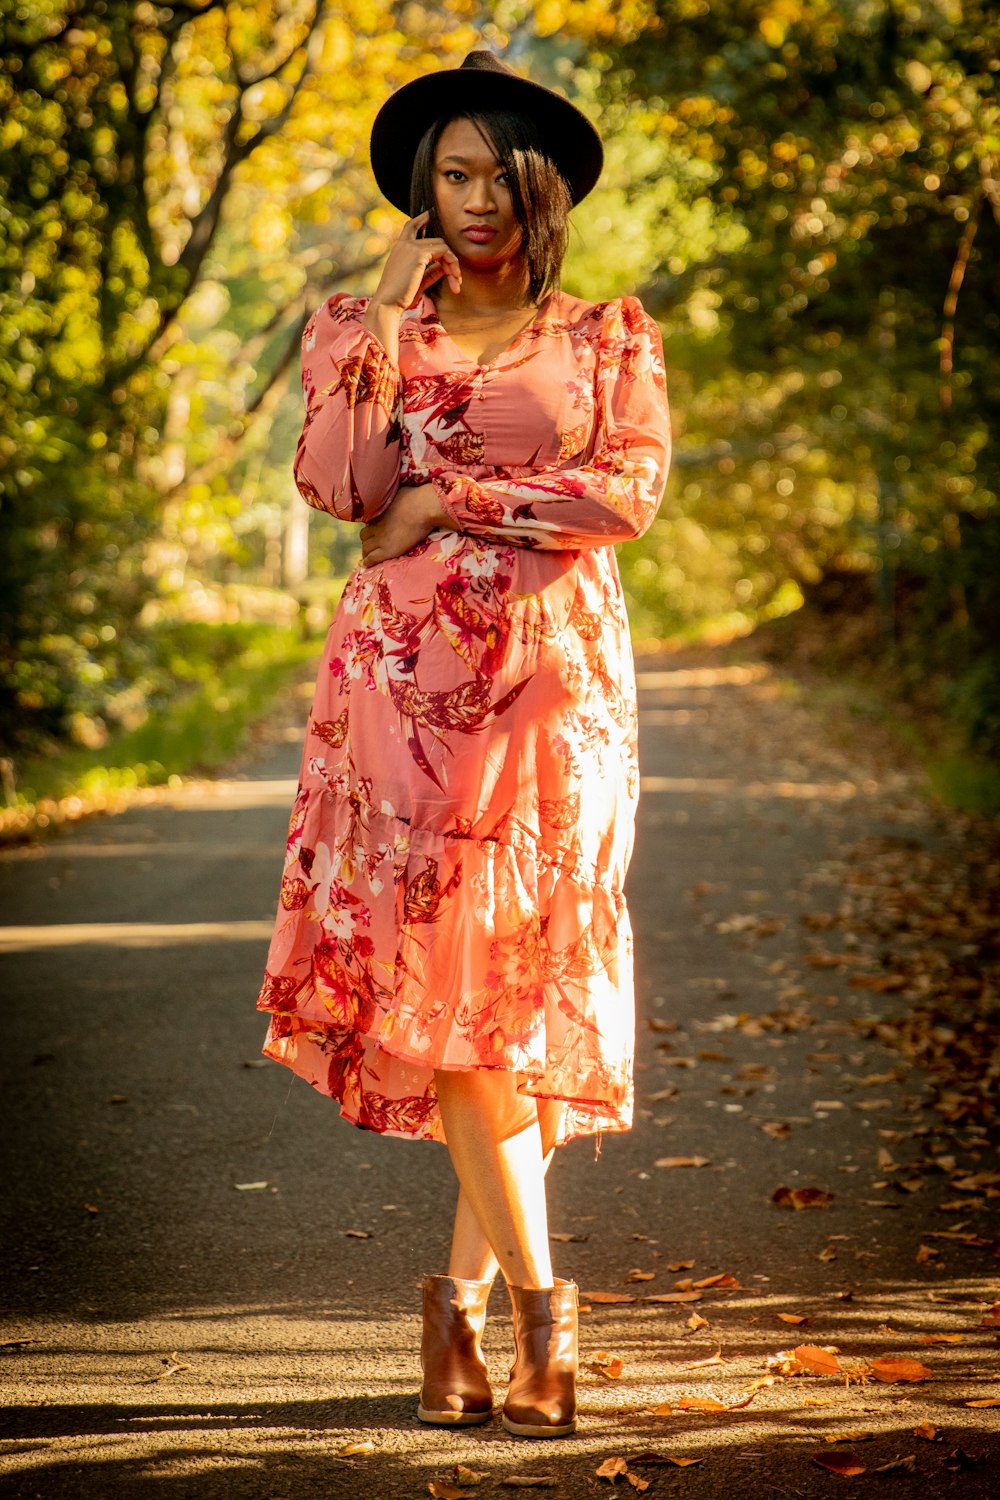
top-left (369, 66), bottom-right (603, 213)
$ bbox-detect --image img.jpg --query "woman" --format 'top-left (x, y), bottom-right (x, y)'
top-left (257, 50), bottom-right (670, 1438)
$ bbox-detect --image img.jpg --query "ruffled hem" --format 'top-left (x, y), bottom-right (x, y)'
top-left (256, 779), bottom-right (635, 1147)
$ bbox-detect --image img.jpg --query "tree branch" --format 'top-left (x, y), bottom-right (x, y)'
top-left (940, 200), bottom-right (980, 413)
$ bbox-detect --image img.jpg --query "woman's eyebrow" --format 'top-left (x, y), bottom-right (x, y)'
top-left (439, 154), bottom-right (500, 166)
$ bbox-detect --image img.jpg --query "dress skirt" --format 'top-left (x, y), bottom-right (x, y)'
top-left (255, 288), bottom-right (670, 1147)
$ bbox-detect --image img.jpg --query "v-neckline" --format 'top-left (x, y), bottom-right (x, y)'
top-left (421, 291), bottom-right (558, 371)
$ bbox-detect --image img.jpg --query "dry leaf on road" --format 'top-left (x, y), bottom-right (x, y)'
top-left (812, 1451), bottom-right (866, 1476)
top-left (794, 1344), bottom-right (843, 1376)
top-left (868, 1357), bottom-right (932, 1383)
top-left (772, 1185), bottom-right (834, 1209)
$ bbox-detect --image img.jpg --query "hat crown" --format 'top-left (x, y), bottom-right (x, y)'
top-left (458, 50), bottom-right (517, 79)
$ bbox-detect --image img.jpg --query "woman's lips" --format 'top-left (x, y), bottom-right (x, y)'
top-left (462, 226), bottom-right (497, 242)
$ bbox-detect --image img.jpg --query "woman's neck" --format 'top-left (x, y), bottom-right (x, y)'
top-left (433, 258), bottom-right (535, 318)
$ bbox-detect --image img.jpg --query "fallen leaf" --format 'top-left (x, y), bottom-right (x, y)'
top-left (981, 1303), bottom-right (1000, 1327)
top-left (596, 1457), bottom-right (629, 1480)
top-left (663, 1457), bottom-right (703, 1467)
top-left (453, 1466), bottom-right (486, 1485)
top-left (772, 1186), bottom-right (834, 1209)
top-left (343, 1229), bottom-right (373, 1239)
top-left (550, 1232), bottom-right (588, 1243)
top-left (692, 1272), bottom-right (739, 1289)
top-left (916, 1244), bottom-right (939, 1263)
top-left (873, 1455), bottom-right (916, 1473)
top-left (794, 1345), bottom-right (842, 1376)
top-left (667, 1259), bottom-right (695, 1271)
top-left (647, 1401), bottom-right (674, 1416)
top-left (913, 1420), bottom-right (940, 1441)
top-left (687, 1348), bottom-right (724, 1369)
top-left (687, 1312), bottom-right (709, 1331)
top-left (942, 1447), bottom-right (982, 1470)
top-left (827, 1431), bottom-right (875, 1443)
top-left (918, 1333), bottom-right (964, 1345)
top-left (777, 1313), bottom-right (811, 1325)
top-left (675, 1395), bottom-right (726, 1412)
top-left (655, 1156), bottom-right (710, 1168)
top-left (760, 1120), bottom-right (791, 1139)
top-left (812, 1451), bottom-right (866, 1476)
top-left (868, 1357), bottom-right (932, 1383)
top-left (429, 1483), bottom-right (470, 1499)
top-left (818, 1244), bottom-right (838, 1262)
top-left (233, 1181), bottom-right (268, 1191)
top-left (580, 1291), bottom-right (636, 1305)
top-left (643, 1290), bottom-right (702, 1304)
top-left (338, 1440), bottom-right (375, 1457)
top-left (141, 1353), bottom-right (192, 1385)
top-left (626, 1475), bottom-right (650, 1493)
top-left (624, 1269), bottom-right (655, 1283)
top-left (964, 1398), bottom-right (1000, 1407)
top-left (589, 1352), bottom-right (625, 1380)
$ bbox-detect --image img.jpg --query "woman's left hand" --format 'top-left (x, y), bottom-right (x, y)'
top-left (359, 483), bottom-right (454, 568)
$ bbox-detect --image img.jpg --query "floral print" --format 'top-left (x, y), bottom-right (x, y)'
top-left (257, 288), bottom-right (671, 1146)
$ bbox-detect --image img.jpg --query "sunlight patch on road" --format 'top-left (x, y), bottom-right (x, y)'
top-left (0, 920), bottom-right (275, 953)
top-left (159, 777), bottom-right (299, 810)
top-left (640, 775), bottom-right (866, 799)
top-left (636, 665), bottom-right (770, 690)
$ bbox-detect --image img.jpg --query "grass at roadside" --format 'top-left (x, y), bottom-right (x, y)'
top-left (1, 624), bottom-right (319, 843)
top-left (727, 600), bottom-right (1000, 818)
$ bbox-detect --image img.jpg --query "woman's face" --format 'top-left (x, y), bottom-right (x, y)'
top-left (431, 117), bottom-right (523, 271)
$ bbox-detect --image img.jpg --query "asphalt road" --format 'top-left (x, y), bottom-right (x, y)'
top-left (1, 648), bottom-right (997, 1499)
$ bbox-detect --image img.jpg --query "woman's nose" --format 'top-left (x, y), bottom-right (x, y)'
top-left (463, 177), bottom-right (496, 213)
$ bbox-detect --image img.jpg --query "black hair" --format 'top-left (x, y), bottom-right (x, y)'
top-left (408, 108), bottom-right (572, 304)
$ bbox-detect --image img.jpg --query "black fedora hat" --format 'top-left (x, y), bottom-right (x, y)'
top-left (369, 50), bottom-right (603, 213)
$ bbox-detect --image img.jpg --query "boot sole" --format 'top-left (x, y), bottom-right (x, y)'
top-left (501, 1412), bottom-right (577, 1438)
top-left (417, 1404), bottom-right (493, 1426)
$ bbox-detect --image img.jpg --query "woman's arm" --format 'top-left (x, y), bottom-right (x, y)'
top-left (294, 214), bottom-right (462, 523)
top-left (430, 297), bottom-right (671, 550)
top-left (293, 295), bottom-right (403, 523)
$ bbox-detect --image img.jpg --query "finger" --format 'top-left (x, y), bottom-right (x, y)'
top-left (401, 211), bottom-right (430, 239)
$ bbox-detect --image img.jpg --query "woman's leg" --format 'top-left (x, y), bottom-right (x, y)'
top-left (447, 1095), bottom-right (566, 1282)
top-left (436, 1071), bottom-right (566, 1288)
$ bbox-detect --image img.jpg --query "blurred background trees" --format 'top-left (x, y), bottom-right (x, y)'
top-left (1, 0), bottom-right (997, 798)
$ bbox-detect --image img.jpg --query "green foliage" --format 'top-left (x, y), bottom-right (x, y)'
top-left (606, 0), bottom-right (1000, 748)
top-left (4, 0), bottom-right (998, 791)
top-left (4, 621), bottom-right (316, 838)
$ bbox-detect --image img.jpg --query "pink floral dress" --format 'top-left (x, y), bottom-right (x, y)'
top-left (256, 288), bottom-right (670, 1146)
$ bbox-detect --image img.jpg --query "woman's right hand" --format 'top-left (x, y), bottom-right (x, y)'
top-left (368, 211), bottom-right (462, 311)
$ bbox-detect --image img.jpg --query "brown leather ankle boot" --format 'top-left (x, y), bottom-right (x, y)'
top-left (502, 1278), bottom-right (578, 1437)
top-left (417, 1274), bottom-right (494, 1425)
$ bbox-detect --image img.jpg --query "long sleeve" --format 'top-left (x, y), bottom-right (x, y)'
top-left (293, 294), bottom-right (403, 522)
top-left (430, 296), bottom-right (670, 551)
